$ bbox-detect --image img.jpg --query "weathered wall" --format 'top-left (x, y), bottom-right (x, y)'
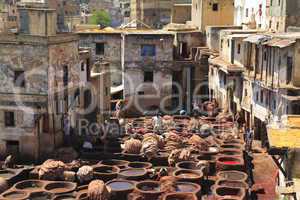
top-left (123, 34), bottom-right (174, 112)
top-left (193, 0), bottom-right (234, 31)
top-left (201, 0), bottom-right (234, 31)
top-left (171, 4), bottom-right (191, 24)
top-left (79, 33), bottom-right (122, 86)
top-left (206, 26), bottom-right (242, 52)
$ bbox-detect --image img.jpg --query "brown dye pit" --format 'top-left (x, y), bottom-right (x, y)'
top-left (94, 166), bottom-right (119, 174)
top-left (177, 161), bottom-right (203, 170)
top-left (175, 182), bottom-right (199, 193)
top-left (44, 182), bottom-right (76, 194)
top-left (120, 169), bottom-right (146, 176)
top-left (15, 180), bottom-right (45, 191)
top-left (217, 171), bottom-right (248, 181)
top-left (128, 162), bottom-right (152, 169)
top-left (29, 192), bottom-right (52, 200)
top-left (2, 190), bottom-right (28, 199)
top-left (107, 181), bottom-right (134, 191)
top-left (100, 159), bottom-right (128, 169)
top-left (217, 180), bottom-right (248, 189)
top-left (53, 194), bottom-right (76, 200)
top-left (177, 173), bottom-right (199, 179)
top-left (216, 187), bottom-right (244, 197)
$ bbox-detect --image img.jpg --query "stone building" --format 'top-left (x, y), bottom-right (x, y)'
top-left (77, 27), bottom-right (175, 115)
top-left (130, 0), bottom-right (172, 28)
top-left (234, 0), bottom-right (269, 30)
top-left (0, 4), bottom-right (85, 161)
top-left (171, 0), bottom-right (191, 24)
top-left (191, 0), bottom-right (234, 31)
top-left (268, 0), bottom-right (300, 32)
top-left (0, 0), bottom-right (19, 33)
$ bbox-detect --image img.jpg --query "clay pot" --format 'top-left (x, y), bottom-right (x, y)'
top-left (93, 165), bottom-right (120, 182)
top-left (216, 156), bottom-right (244, 171)
top-left (118, 168), bottom-right (148, 181)
top-left (176, 161), bottom-right (205, 171)
top-left (14, 180), bottom-right (46, 192)
top-left (106, 179), bottom-right (135, 200)
top-left (173, 169), bottom-right (203, 183)
top-left (44, 181), bottom-right (77, 195)
top-left (100, 159), bottom-right (129, 169)
top-left (1, 190), bottom-right (29, 200)
top-left (196, 155), bottom-right (216, 176)
top-left (28, 191), bottom-right (53, 200)
top-left (162, 192), bottom-right (197, 200)
top-left (127, 162), bottom-right (153, 169)
top-left (175, 182), bottom-right (201, 196)
top-left (135, 181), bottom-right (163, 200)
top-left (213, 186), bottom-right (246, 200)
top-left (217, 171), bottom-right (248, 182)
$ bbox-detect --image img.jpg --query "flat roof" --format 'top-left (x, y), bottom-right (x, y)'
top-left (76, 28), bottom-right (173, 35)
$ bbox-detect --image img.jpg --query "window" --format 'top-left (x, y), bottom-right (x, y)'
top-left (138, 91), bottom-right (145, 95)
top-left (276, 22), bottom-right (279, 30)
top-left (278, 0), bottom-right (281, 5)
top-left (144, 71), bottom-right (153, 82)
top-left (14, 71), bottom-right (25, 87)
top-left (245, 89), bottom-right (248, 97)
top-left (260, 90), bottom-right (264, 103)
top-left (63, 65), bottom-right (68, 86)
top-left (264, 51), bottom-right (267, 60)
top-left (96, 43), bottom-right (105, 55)
top-left (256, 91), bottom-right (259, 102)
top-left (273, 99), bottom-right (276, 110)
top-left (287, 56), bottom-right (293, 84)
top-left (212, 3), bottom-right (218, 11)
top-left (245, 8), bottom-right (249, 17)
top-left (269, 20), bottom-right (272, 28)
top-left (237, 44), bottom-right (241, 54)
top-left (4, 111), bottom-right (15, 127)
top-left (141, 45), bottom-right (156, 57)
top-left (81, 62), bottom-right (85, 71)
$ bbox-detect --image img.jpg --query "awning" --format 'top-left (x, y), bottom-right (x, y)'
top-left (268, 127), bottom-right (300, 148)
top-left (282, 94), bottom-right (300, 101)
top-left (263, 38), bottom-right (296, 48)
top-left (268, 115), bottom-right (300, 148)
top-left (111, 84), bottom-right (124, 95)
top-left (209, 57), bottom-right (244, 74)
top-left (243, 35), bottom-right (271, 44)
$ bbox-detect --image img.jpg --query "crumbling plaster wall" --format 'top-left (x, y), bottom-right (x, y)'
top-left (79, 33), bottom-right (122, 86)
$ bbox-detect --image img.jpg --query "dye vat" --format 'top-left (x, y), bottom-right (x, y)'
top-left (14, 180), bottom-right (45, 191)
top-left (44, 181), bottom-right (77, 194)
top-left (1, 190), bottom-right (29, 200)
top-left (118, 168), bottom-right (147, 181)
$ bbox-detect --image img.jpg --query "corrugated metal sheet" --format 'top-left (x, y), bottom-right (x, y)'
top-left (263, 38), bottom-right (296, 48)
top-left (243, 35), bottom-right (271, 44)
